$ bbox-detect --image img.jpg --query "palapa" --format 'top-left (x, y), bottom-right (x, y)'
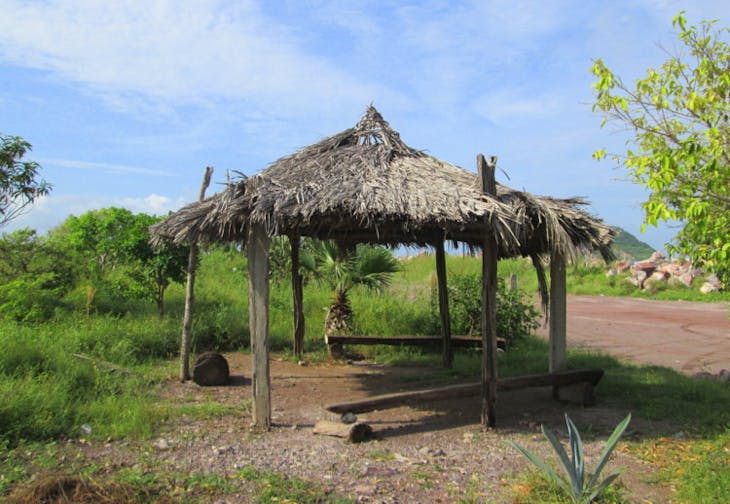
top-left (151, 106), bottom-right (613, 262)
top-left (150, 106), bottom-right (615, 429)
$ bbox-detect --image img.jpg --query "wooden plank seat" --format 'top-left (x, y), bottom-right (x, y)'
top-left (325, 334), bottom-right (507, 351)
top-left (325, 368), bottom-right (604, 414)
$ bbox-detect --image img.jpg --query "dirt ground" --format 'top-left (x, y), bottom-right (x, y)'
top-left (541, 295), bottom-right (730, 375)
top-left (16, 295), bottom-right (728, 503)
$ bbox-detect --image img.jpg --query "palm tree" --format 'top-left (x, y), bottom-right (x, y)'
top-left (310, 240), bottom-right (401, 354)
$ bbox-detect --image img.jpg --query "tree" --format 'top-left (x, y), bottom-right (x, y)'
top-left (55, 208), bottom-right (189, 317)
top-left (0, 134), bottom-right (51, 228)
top-left (311, 241), bottom-right (401, 345)
top-left (0, 228), bottom-right (76, 322)
top-left (591, 12), bottom-right (730, 285)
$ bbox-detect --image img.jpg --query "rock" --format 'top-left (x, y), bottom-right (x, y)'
top-left (649, 271), bottom-right (669, 282)
top-left (706, 273), bottom-right (721, 284)
top-left (700, 282), bottom-right (720, 294)
top-left (341, 412), bottom-right (357, 424)
top-left (718, 369), bottom-right (730, 383)
top-left (649, 251), bottom-right (666, 263)
top-left (153, 438), bottom-right (170, 451)
top-left (677, 272), bottom-right (694, 287)
top-left (605, 268), bottom-right (617, 277)
top-left (614, 260), bottom-right (631, 273)
top-left (193, 351), bottom-right (230, 386)
top-left (632, 261), bottom-right (656, 276)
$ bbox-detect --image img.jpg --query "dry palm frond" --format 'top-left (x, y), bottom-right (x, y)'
top-left (151, 105), bottom-right (614, 262)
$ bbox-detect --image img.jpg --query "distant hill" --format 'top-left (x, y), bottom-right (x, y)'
top-left (611, 227), bottom-right (655, 259)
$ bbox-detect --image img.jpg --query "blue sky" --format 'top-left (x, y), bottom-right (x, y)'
top-left (1, 0), bottom-right (726, 251)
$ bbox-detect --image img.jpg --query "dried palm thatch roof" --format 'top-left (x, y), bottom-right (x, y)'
top-left (150, 106), bottom-right (614, 260)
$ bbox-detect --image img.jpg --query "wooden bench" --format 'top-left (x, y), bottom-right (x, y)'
top-left (326, 334), bottom-right (507, 351)
top-left (325, 368), bottom-right (604, 414)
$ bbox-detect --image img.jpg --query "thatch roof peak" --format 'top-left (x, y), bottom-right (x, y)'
top-left (343, 105), bottom-right (423, 156)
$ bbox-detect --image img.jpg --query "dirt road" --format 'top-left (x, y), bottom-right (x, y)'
top-left (542, 295), bottom-right (730, 375)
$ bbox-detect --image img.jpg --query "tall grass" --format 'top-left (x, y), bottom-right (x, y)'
top-left (1, 247), bottom-right (727, 502)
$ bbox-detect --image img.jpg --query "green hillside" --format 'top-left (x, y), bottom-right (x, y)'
top-left (611, 227), bottom-right (655, 259)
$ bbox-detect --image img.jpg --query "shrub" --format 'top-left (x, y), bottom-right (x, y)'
top-left (431, 273), bottom-right (540, 344)
top-left (0, 273), bottom-right (64, 322)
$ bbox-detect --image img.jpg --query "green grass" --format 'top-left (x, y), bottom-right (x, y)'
top-left (0, 247), bottom-right (727, 501)
top-left (237, 465), bottom-right (353, 503)
top-left (510, 470), bottom-right (630, 504)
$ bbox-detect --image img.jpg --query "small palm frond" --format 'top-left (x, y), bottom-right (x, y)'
top-left (350, 245), bottom-right (401, 292)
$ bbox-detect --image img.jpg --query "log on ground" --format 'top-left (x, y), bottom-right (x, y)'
top-left (313, 420), bottom-right (374, 443)
top-left (325, 368), bottom-right (604, 414)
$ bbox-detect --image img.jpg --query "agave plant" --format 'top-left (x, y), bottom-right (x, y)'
top-left (509, 413), bottom-right (631, 504)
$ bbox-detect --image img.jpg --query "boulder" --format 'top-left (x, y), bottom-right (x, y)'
top-left (700, 282), bottom-right (720, 294)
top-left (677, 272), bottom-right (694, 288)
top-left (632, 261), bottom-right (656, 276)
top-left (614, 260), bottom-right (631, 273)
top-left (648, 251), bottom-right (666, 263)
top-left (193, 351), bottom-right (230, 386)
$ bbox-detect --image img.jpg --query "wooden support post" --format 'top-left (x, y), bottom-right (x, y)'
top-left (549, 251), bottom-right (567, 399)
top-left (478, 154), bottom-right (499, 428)
top-left (435, 240), bottom-right (453, 368)
top-left (180, 166), bottom-right (213, 382)
top-left (290, 234), bottom-right (305, 359)
top-left (247, 223), bottom-right (271, 428)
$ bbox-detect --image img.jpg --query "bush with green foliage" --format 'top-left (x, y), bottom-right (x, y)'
top-left (431, 272), bottom-right (540, 344)
top-left (0, 229), bottom-right (76, 321)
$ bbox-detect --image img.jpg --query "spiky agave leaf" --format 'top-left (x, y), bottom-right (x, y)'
top-left (584, 413), bottom-right (632, 495)
top-left (566, 414), bottom-right (585, 498)
top-left (507, 440), bottom-right (574, 497)
top-left (541, 423), bottom-right (581, 498)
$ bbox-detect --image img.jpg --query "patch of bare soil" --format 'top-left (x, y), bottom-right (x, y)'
top-left (540, 295), bottom-right (730, 375)
top-left (43, 351), bottom-right (677, 503)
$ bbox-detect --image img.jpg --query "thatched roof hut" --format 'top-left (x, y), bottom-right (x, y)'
top-left (152, 106), bottom-right (520, 250)
top-left (151, 107), bottom-right (613, 261)
top-left (151, 106), bottom-right (614, 429)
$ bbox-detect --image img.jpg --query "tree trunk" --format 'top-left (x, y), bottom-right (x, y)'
top-left (180, 166), bottom-right (213, 382)
top-left (290, 234), bottom-right (305, 359)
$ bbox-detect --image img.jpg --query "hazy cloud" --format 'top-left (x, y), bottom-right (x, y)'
top-left (3, 192), bottom-right (189, 234)
top-left (41, 158), bottom-right (177, 177)
top-left (0, 0), bottom-right (384, 114)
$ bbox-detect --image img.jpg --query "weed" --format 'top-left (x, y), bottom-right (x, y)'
top-left (237, 465), bottom-right (352, 503)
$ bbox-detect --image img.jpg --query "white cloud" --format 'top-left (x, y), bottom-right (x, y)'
top-left (474, 89), bottom-right (561, 124)
top-left (0, 0), bottom-right (385, 114)
top-left (41, 158), bottom-right (177, 177)
top-left (2, 192), bottom-right (189, 235)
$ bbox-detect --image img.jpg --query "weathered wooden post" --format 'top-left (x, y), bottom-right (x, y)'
top-left (247, 223), bottom-right (271, 428)
top-left (179, 166), bottom-right (213, 382)
top-left (290, 234), bottom-right (305, 359)
top-left (478, 154), bottom-right (499, 428)
top-left (549, 250), bottom-right (567, 398)
top-left (435, 239), bottom-right (453, 368)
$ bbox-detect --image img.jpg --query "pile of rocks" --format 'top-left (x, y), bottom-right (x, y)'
top-left (606, 251), bottom-right (723, 293)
